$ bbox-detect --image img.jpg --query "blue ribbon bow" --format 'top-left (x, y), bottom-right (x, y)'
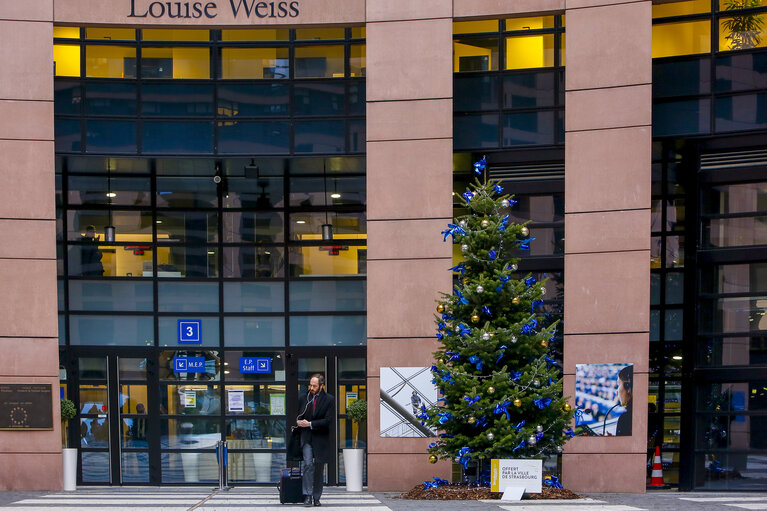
top-left (494, 401), bottom-right (512, 420)
top-left (512, 439), bottom-right (526, 452)
top-left (468, 355), bottom-right (483, 371)
top-left (515, 420), bottom-right (526, 431)
top-left (510, 371), bottom-right (522, 382)
top-left (564, 428), bottom-right (575, 438)
top-left (493, 183), bottom-right (504, 194)
top-left (532, 299), bottom-right (544, 311)
top-left (544, 356), bottom-right (558, 367)
top-left (498, 214), bottom-right (509, 232)
top-left (543, 475), bottom-right (563, 489)
top-left (457, 447), bottom-right (472, 469)
top-left (437, 412), bottom-right (452, 425)
top-left (462, 190), bottom-right (474, 205)
top-left (488, 250), bottom-right (497, 260)
top-left (496, 274), bottom-right (511, 292)
top-left (522, 319), bottom-right (538, 335)
top-left (519, 237), bottom-right (536, 251)
top-left (474, 415), bottom-right (488, 428)
top-left (463, 395), bottom-right (480, 406)
top-left (441, 223), bottom-right (466, 242)
top-left (448, 262), bottom-right (466, 274)
top-left (436, 332), bottom-right (444, 340)
top-left (473, 157), bottom-right (486, 175)
top-left (423, 476), bottom-right (450, 489)
top-left (525, 276), bottom-right (537, 287)
top-left (416, 404), bottom-right (429, 421)
top-left (445, 351), bottom-right (460, 362)
top-left (534, 398), bottom-right (552, 409)
top-left (458, 324), bottom-right (472, 338)
top-left (481, 306), bottom-right (491, 316)
top-left (496, 345), bottom-right (507, 363)
top-left (454, 288), bottom-right (469, 305)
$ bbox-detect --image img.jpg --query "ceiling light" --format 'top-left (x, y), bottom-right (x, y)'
top-left (330, 193), bottom-right (341, 199)
top-left (672, 355), bottom-right (682, 360)
top-left (296, 220), bottom-right (306, 224)
top-left (106, 192), bottom-right (117, 198)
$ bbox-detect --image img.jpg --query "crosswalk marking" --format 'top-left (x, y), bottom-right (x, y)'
top-left (498, 505), bottom-right (646, 511)
top-left (680, 497), bottom-right (767, 502)
top-left (724, 505), bottom-right (767, 510)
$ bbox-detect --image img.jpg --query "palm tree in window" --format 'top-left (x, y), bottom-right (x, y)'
top-left (723, 0), bottom-right (765, 50)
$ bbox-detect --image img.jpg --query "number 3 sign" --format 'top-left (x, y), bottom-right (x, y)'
top-left (178, 320), bottom-right (202, 344)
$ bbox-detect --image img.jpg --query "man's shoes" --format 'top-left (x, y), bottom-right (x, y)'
top-left (303, 496), bottom-right (313, 506)
top-left (313, 498), bottom-right (321, 507)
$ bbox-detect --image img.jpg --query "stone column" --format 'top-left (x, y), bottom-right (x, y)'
top-left (0, 0), bottom-right (61, 490)
top-left (365, 0), bottom-right (454, 491)
top-left (562, 0), bottom-right (652, 492)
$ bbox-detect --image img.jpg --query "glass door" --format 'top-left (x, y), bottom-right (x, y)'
top-left (75, 353), bottom-right (154, 485)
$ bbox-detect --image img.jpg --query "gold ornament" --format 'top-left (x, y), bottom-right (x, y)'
top-left (468, 416), bottom-right (476, 424)
top-left (429, 455), bottom-right (438, 464)
top-left (437, 304), bottom-right (445, 314)
top-left (513, 398), bottom-right (522, 407)
top-left (487, 386), bottom-right (495, 394)
top-left (512, 296), bottom-right (520, 305)
top-left (471, 314), bottom-right (480, 323)
top-left (438, 359), bottom-right (444, 365)
top-left (481, 219), bottom-right (490, 228)
top-left (520, 226), bottom-right (530, 236)
top-left (563, 403), bottom-right (571, 412)
top-left (541, 339), bottom-right (549, 347)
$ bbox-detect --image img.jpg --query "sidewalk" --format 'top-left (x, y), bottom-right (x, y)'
top-left (1, 487), bottom-right (766, 511)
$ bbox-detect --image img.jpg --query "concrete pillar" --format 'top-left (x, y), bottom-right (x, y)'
top-left (0, 0), bottom-right (61, 491)
top-left (562, 0), bottom-right (652, 493)
top-left (364, 0), bottom-right (454, 491)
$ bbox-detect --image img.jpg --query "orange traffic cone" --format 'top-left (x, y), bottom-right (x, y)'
top-left (649, 446), bottom-right (668, 488)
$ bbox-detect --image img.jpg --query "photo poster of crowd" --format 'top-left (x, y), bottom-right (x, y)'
top-left (575, 363), bottom-right (634, 437)
top-left (379, 367), bottom-right (438, 438)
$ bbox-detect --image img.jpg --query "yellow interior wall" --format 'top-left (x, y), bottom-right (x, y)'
top-left (652, 20), bottom-right (711, 58)
top-left (350, 44), bottom-right (365, 76)
top-left (506, 16), bottom-right (554, 31)
top-left (506, 34), bottom-right (555, 69)
top-left (719, 17), bottom-right (767, 51)
top-left (121, 385), bottom-right (148, 413)
top-left (453, 20), bottom-right (499, 34)
top-left (295, 28), bottom-right (345, 40)
top-left (85, 45), bottom-right (136, 78)
top-left (297, 234), bottom-right (366, 275)
top-left (652, 0), bottom-right (710, 18)
top-left (98, 233), bottom-right (157, 277)
top-left (295, 45), bottom-right (345, 76)
top-left (54, 44), bottom-right (81, 77)
top-left (454, 41), bottom-right (494, 72)
top-left (351, 26), bottom-right (365, 38)
top-left (221, 47), bottom-right (287, 79)
top-left (86, 27), bottom-right (136, 40)
top-left (142, 29), bottom-right (209, 41)
top-left (561, 33), bottom-right (566, 66)
top-left (54, 26), bottom-right (80, 39)
top-left (222, 29), bottom-right (289, 41)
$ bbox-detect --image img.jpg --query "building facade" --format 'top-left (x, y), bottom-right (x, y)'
top-left (0, 0), bottom-right (765, 494)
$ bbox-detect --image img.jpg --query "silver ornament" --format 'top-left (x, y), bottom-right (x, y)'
top-left (461, 244), bottom-right (469, 252)
top-left (511, 336), bottom-right (518, 343)
top-left (541, 287), bottom-right (547, 295)
top-left (528, 435), bottom-right (537, 445)
top-left (482, 332), bottom-right (491, 341)
top-left (536, 424), bottom-right (543, 433)
top-left (533, 379), bottom-right (540, 387)
top-left (487, 432), bottom-right (494, 441)
top-left (501, 199), bottom-right (510, 208)
top-left (455, 325), bottom-right (461, 333)
top-left (476, 285), bottom-right (484, 294)
top-left (557, 445), bottom-right (563, 453)
top-left (459, 220), bottom-right (467, 228)
top-left (511, 264), bottom-right (518, 271)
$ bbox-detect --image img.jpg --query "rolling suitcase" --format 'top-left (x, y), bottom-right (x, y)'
top-left (277, 466), bottom-right (303, 504)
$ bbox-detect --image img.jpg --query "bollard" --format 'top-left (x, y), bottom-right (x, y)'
top-left (215, 440), bottom-right (231, 491)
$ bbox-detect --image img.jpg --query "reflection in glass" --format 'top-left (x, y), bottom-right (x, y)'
top-left (143, 121), bottom-right (214, 154)
top-left (67, 210), bottom-right (153, 241)
top-left (141, 83), bottom-right (214, 116)
top-left (81, 452), bottom-right (110, 482)
top-left (223, 246), bottom-right (285, 278)
top-left (218, 83), bottom-right (289, 117)
top-left (221, 48), bottom-right (289, 79)
top-left (338, 359), bottom-right (366, 380)
top-left (121, 452), bottom-right (149, 482)
top-left (157, 211), bottom-right (218, 243)
top-left (223, 351), bottom-right (286, 382)
top-left (218, 120), bottom-right (291, 154)
top-left (223, 176), bottom-right (284, 209)
top-left (86, 120), bottom-right (137, 153)
top-left (454, 114), bottom-right (499, 149)
top-left (223, 212), bottom-right (284, 242)
top-left (159, 350), bottom-right (221, 381)
top-left (162, 385), bottom-right (221, 415)
top-left (289, 176), bottom-right (366, 207)
top-left (294, 120), bottom-right (345, 153)
top-left (454, 75), bottom-right (498, 111)
top-left (294, 46), bottom-right (344, 78)
top-left (156, 177), bottom-right (217, 208)
top-left (70, 316), bottom-right (154, 346)
top-left (69, 280), bottom-right (153, 311)
top-left (704, 216), bottom-right (767, 247)
top-left (86, 82), bottom-right (137, 115)
top-left (224, 282), bottom-right (285, 313)
top-left (294, 82), bottom-right (344, 116)
top-left (155, 246), bottom-right (218, 278)
top-left (290, 212), bottom-right (366, 238)
top-left (68, 176), bottom-right (151, 206)
top-left (290, 280), bottom-right (366, 311)
top-left (224, 385), bottom-right (287, 415)
top-left (290, 315), bottom-right (366, 346)
top-left (161, 452), bottom-right (219, 483)
top-left (159, 282), bottom-right (220, 312)
top-left (120, 360), bottom-right (148, 381)
top-left (503, 71), bottom-right (556, 108)
top-left (653, 98), bottom-right (712, 136)
top-left (163, 418), bottom-right (221, 449)
top-left (454, 38), bottom-right (498, 72)
top-left (224, 317), bottom-right (285, 347)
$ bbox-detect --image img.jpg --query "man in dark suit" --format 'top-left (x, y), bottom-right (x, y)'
top-left (296, 373), bottom-right (334, 507)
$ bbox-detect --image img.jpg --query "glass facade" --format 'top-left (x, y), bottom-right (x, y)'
top-left (652, 0), bottom-right (767, 490)
top-left (55, 26), bottom-right (366, 486)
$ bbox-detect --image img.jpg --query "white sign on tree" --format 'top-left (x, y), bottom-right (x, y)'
top-left (491, 459), bottom-right (542, 494)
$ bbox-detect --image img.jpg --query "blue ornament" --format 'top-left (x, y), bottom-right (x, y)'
top-left (462, 190), bottom-right (474, 205)
top-left (509, 371), bottom-right (522, 381)
top-left (564, 428), bottom-right (575, 438)
top-left (534, 398), bottom-right (552, 409)
top-left (493, 184), bottom-right (503, 194)
top-left (532, 299), bottom-right (544, 311)
top-left (481, 306), bottom-right (491, 316)
top-left (448, 262), bottom-right (466, 274)
top-left (525, 276), bottom-right (537, 287)
top-left (468, 355), bottom-right (483, 371)
top-left (498, 214), bottom-right (509, 232)
top-left (488, 250), bottom-right (497, 260)
top-left (494, 401), bottom-right (512, 420)
top-left (463, 395), bottom-right (480, 406)
top-left (437, 412), bottom-right (452, 425)
top-left (457, 447), bottom-right (472, 469)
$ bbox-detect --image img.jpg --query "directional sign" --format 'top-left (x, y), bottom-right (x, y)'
top-left (173, 357), bottom-right (206, 373)
top-left (240, 357), bottom-right (271, 374)
top-left (178, 319), bottom-right (201, 344)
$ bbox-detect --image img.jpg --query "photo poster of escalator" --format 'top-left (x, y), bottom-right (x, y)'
top-left (379, 367), bottom-right (438, 438)
top-left (574, 363), bottom-right (634, 437)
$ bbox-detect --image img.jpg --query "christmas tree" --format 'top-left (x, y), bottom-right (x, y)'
top-left (421, 157), bottom-right (573, 477)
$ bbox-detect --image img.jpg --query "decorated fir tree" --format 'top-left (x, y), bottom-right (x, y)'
top-left (421, 157), bottom-right (573, 478)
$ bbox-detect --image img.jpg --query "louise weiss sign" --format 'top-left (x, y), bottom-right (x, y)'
top-left (0, 384), bottom-right (53, 430)
top-left (490, 459), bottom-right (542, 494)
top-left (129, 0), bottom-right (301, 19)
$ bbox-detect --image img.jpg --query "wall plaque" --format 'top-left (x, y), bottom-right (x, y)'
top-left (0, 384), bottom-right (53, 430)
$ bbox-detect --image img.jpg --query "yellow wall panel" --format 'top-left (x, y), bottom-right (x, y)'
top-left (54, 44), bottom-right (81, 77)
top-left (652, 20), bottom-right (711, 58)
top-left (506, 34), bottom-right (555, 70)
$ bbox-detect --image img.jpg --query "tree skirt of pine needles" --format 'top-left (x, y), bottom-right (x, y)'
top-left (400, 484), bottom-right (581, 500)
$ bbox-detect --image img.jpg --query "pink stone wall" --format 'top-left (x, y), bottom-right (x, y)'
top-left (562, 0), bottom-right (652, 493)
top-left (365, 1), bottom-right (454, 492)
top-left (0, 0), bottom-right (61, 491)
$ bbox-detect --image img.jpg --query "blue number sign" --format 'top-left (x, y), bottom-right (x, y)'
top-left (178, 319), bottom-right (201, 344)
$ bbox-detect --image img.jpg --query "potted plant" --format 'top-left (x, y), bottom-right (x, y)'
top-left (342, 398), bottom-right (367, 492)
top-left (60, 398), bottom-right (77, 491)
top-left (723, 0), bottom-right (765, 50)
